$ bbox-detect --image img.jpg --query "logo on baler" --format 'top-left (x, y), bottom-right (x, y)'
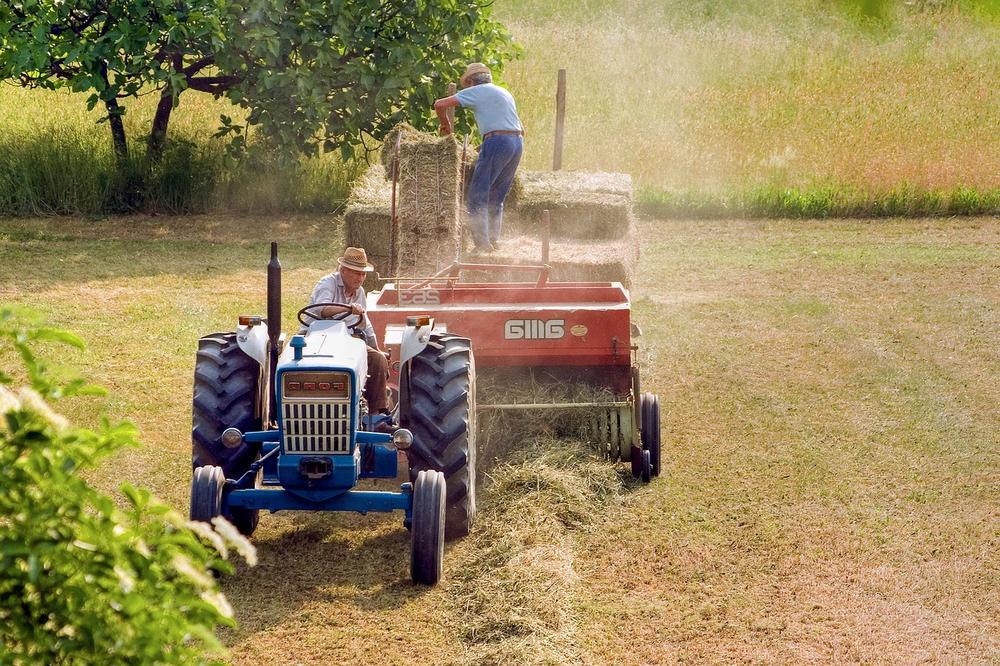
top-left (504, 319), bottom-right (565, 340)
top-left (399, 289), bottom-right (440, 305)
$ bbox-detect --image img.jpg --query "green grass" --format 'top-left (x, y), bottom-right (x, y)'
top-left (0, 213), bottom-right (997, 661)
top-left (1, 0), bottom-right (998, 216)
top-left (637, 183), bottom-right (1000, 218)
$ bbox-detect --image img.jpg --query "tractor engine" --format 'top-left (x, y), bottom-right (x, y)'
top-left (273, 319), bottom-right (393, 492)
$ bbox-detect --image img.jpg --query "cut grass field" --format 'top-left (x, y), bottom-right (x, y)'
top-left (1, 0), bottom-right (998, 216)
top-left (1, 214), bottom-right (997, 662)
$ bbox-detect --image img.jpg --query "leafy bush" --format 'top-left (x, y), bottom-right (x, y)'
top-left (0, 308), bottom-right (254, 664)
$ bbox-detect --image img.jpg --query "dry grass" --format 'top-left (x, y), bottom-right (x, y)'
top-left (499, 1), bottom-right (1000, 195)
top-left (1, 213), bottom-right (997, 663)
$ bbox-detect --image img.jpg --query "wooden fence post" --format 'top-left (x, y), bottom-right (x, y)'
top-left (553, 69), bottom-right (566, 170)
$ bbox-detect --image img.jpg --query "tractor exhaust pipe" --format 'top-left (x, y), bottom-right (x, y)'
top-left (267, 241), bottom-right (281, 420)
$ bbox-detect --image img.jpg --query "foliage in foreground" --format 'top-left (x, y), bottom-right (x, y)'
top-left (0, 308), bottom-right (254, 664)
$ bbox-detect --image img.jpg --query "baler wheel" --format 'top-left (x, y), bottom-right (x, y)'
top-left (411, 470), bottom-right (446, 585)
top-left (191, 332), bottom-right (262, 535)
top-left (190, 465), bottom-right (225, 523)
top-left (640, 392), bottom-right (662, 477)
top-left (401, 332), bottom-right (476, 541)
top-left (641, 449), bottom-right (652, 483)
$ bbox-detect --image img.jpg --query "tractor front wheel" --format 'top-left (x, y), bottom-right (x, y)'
top-left (411, 470), bottom-right (446, 585)
top-left (190, 465), bottom-right (225, 523)
top-left (192, 332), bottom-right (262, 535)
top-left (401, 333), bottom-right (476, 541)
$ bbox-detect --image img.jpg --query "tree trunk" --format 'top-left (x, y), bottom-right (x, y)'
top-left (147, 90), bottom-right (175, 161)
top-left (105, 98), bottom-right (129, 165)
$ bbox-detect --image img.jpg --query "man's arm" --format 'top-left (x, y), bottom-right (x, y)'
top-left (433, 95), bottom-right (460, 135)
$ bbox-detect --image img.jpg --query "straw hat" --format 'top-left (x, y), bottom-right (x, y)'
top-left (338, 246), bottom-right (375, 272)
top-left (460, 62), bottom-right (491, 87)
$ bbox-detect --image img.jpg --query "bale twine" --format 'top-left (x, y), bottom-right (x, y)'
top-left (393, 127), bottom-right (463, 275)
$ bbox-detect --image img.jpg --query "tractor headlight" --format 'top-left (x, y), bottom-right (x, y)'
top-left (392, 428), bottom-right (413, 450)
top-left (221, 428), bottom-right (244, 448)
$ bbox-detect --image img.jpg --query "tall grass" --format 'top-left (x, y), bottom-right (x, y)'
top-left (0, 86), bottom-right (360, 216)
top-left (0, 0), bottom-right (998, 217)
top-left (499, 1), bottom-right (999, 193)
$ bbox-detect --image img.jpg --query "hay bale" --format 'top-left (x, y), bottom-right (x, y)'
top-left (394, 127), bottom-right (463, 274)
top-left (465, 219), bottom-right (640, 288)
top-left (344, 163), bottom-right (395, 260)
top-left (508, 170), bottom-right (634, 241)
top-left (514, 170), bottom-right (634, 200)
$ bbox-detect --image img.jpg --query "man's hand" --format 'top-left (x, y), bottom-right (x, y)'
top-left (349, 303), bottom-right (364, 316)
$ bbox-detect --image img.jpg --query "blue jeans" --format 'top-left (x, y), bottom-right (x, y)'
top-left (467, 134), bottom-right (522, 248)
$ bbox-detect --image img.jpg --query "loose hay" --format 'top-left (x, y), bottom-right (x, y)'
top-left (476, 368), bottom-right (625, 465)
top-left (449, 439), bottom-right (626, 665)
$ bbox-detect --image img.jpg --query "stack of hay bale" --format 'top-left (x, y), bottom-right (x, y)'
top-left (495, 170), bottom-right (639, 288)
top-left (343, 163), bottom-right (395, 278)
top-left (344, 126), bottom-right (639, 287)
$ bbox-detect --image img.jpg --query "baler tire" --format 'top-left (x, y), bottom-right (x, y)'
top-left (401, 332), bottom-right (476, 541)
top-left (411, 470), bottom-right (446, 586)
top-left (641, 392), bottom-right (662, 477)
top-left (190, 465), bottom-right (225, 523)
top-left (192, 332), bottom-right (263, 535)
top-left (641, 449), bottom-right (652, 484)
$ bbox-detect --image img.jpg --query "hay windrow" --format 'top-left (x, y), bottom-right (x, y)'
top-left (449, 438), bottom-right (626, 665)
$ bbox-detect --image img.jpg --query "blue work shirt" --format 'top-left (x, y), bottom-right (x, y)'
top-left (455, 83), bottom-right (523, 137)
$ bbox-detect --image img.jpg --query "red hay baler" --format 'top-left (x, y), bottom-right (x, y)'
top-left (367, 261), bottom-right (661, 481)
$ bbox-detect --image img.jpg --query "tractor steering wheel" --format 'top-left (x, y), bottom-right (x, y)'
top-left (297, 302), bottom-right (365, 329)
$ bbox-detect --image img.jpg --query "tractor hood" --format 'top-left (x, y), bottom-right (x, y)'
top-left (277, 320), bottom-right (368, 375)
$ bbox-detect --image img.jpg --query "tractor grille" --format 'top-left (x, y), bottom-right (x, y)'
top-left (281, 399), bottom-right (352, 454)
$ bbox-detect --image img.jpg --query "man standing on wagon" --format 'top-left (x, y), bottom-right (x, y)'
top-left (433, 62), bottom-right (524, 254)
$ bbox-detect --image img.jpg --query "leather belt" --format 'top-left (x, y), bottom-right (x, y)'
top-left (483, 129), bottom-right (524, 140)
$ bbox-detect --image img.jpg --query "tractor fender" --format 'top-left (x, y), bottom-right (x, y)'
top-left (399, 318), bottom-right (436, 367)
top-left (236, 322), bottom-right (269, 369)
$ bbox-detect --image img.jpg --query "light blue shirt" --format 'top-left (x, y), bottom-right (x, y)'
top-left (306, 272), bottom-right (377, 347)
top-left (455, 83), bottom-right (523, 137)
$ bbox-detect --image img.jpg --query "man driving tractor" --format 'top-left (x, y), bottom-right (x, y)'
top-left (304, 246), bottom-right (390, 420)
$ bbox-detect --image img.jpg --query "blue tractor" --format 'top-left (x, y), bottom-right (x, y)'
top-left (189, 244), bottom-right (476, 585)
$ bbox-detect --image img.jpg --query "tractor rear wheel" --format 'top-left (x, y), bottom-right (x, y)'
top-left (411, 470), bottom-right (446, 585)
top-left (192, 332), bottom-right (263, 535)
top-left (401, 332), bottom-right (476, 541)
top-left (640, 392), bottom-right (661, 477)
top-left (190, 465), bottom-right (225, 523)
